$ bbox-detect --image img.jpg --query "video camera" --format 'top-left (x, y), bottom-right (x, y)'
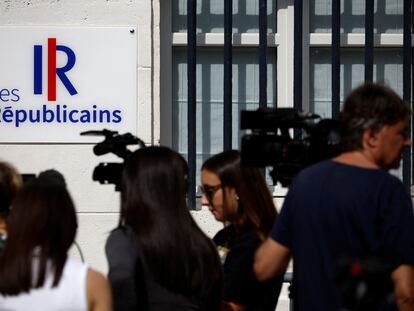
top-left (241, 108), bottom-right (340, 186)
top-left (81, 129), bottom-right (145, 191)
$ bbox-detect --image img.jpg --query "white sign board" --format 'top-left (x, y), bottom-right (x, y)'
top-left (0, 26), bottom-right (137, 143)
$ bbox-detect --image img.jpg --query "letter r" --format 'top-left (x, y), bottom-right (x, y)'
top-left (33, 38), bottom-right (78, 101)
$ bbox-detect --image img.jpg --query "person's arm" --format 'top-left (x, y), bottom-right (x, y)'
top-left (87, 269), bottom-right (112, 311)
top-left (254, 237), bottom-right (291, 281)
top-left (392, 264), bottom-right (414, 311)
top-left (106, 229), bottom-right (143, 310)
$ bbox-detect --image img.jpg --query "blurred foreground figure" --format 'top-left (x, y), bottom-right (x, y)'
top-left (254, 83), bottom-right (414, 311)
top-left (106, 146), bottom-right (222, 311)
top-left (0, 177), bottom-right (112, 311)
top-left (201, 150), bottom-right (282, 311)
top-left (0, 162), bottom-right (22, 248)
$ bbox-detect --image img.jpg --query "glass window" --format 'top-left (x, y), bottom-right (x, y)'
top-left (310, 47), bottom-right (404, 179)
top-left (173, 0), bottom-right (276, 33)
top-left (165, 0), bottom-right (409, 191)
top-left (172, 47), bottom-right (277, 181)
top-left (310, 48), bottom-right (403, 118)
top-left (310, 0), bottom-right (404, 33)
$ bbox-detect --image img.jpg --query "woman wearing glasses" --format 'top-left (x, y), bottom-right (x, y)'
top-left (201, 150), bottom-right (283, 311)
top-left (106, 146), bottom-right (222, 311)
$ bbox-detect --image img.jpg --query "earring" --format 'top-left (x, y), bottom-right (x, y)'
top-left (235, 194), bottom-right (239, 201)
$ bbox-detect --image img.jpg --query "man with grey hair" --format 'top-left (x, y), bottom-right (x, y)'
top-left (254, 83), bottom-right (414, 311)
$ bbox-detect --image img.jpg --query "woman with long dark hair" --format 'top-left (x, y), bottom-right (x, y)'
top-left (106, 146), bottom-right (222, 311)
top-left (201, 150), bottom-right (282, 311)
top-left (0, 177), bottom-right (111, 311)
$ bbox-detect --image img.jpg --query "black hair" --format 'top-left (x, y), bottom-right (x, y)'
top-left (339, 82), bottom-right (411, 152)
top-left (38, 169), bottom-right (67, 188)
top-left (0, 162), bottom-right (22, 216)
top-left (120, 146), bottom-right (221, 299)
top-left (0, 178), bottom-right (77, 295)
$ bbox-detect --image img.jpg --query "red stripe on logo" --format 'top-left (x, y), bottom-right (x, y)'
top-left (48, 38), bottom-right (57, 101)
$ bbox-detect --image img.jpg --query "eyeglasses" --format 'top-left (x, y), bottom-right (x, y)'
top-left (198, 184), bottom-right (222, 202)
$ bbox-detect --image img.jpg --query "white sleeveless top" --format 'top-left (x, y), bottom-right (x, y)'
top-left (0, 257), bottom-right (88, 311)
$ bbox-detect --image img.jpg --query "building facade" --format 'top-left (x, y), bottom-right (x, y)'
top-left (0, 4), bottom-right (411, 304)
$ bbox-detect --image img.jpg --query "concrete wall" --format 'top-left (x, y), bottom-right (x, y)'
top-left (0, 0), bottom-right (223, 273)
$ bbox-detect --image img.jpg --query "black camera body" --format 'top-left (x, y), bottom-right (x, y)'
top-left (241, 108), bottom-right (340, 186)
top-left (81, 129), bottom-right (145, 191)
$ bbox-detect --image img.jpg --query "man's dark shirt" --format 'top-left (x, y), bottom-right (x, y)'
top-left (271, 160), bottom-right (414, 311)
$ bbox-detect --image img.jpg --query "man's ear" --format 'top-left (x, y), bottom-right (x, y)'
top-left (362, 128), bottom-right (378, 148)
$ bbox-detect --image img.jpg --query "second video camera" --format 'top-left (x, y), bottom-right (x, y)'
top-left (81, 129), bottom-right (145, 191)
top-left (241, 108), bottom-right (340, 187)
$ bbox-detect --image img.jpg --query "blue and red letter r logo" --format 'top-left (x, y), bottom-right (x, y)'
top-left (34, 38), bottom-right (78, 101)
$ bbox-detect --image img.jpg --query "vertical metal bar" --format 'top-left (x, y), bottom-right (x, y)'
top-left (187, 0), bottom-right (197, 209)
top-left (364, 0), bottom-right (374, 82)
top-left (160, 0), bottom-right (173, 146)
top-left (403, 0), bottom-right (412, 192)
top-left (259, 0), bottom-right (268, 109)
top-left (294, 0), bottom-right (303, 112)
top-left (331, 0), bottom-right (341, 118)
top-left (224, 0), bottom-right (233, 150)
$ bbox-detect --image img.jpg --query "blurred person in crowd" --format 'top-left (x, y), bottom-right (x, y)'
top-left (0, 177), bottom-right (112, 311)
top-left (201, 150), bottom-right (282, 311)
top-left (38, 168), bottom-right (67, 188)
top-left (106, 146), bottom-right (222, 311)
top-left (0, 161), bottom-right (22, 248)
top-left (254, 83), bottom-right (414, 311)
